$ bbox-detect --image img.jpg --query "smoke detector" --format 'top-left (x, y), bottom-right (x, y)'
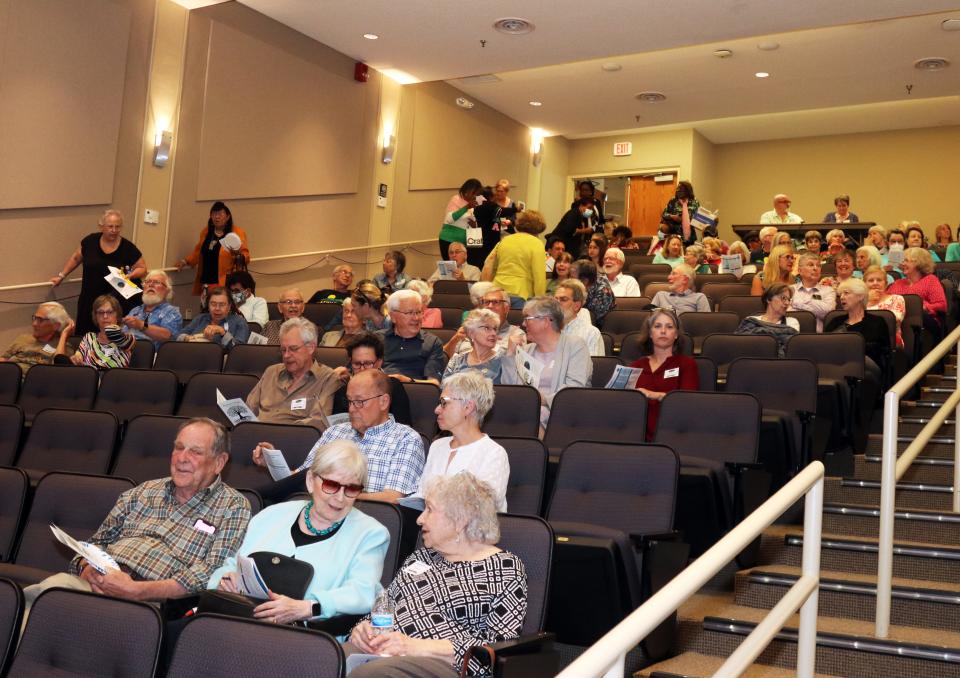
top-left (914, 57), bottom-right (950, 71)
top-left (455, 97), bottom-right (475, 109)
top-left (635, 91), bottom-right (667, 103)
top-left (493, 18), bottom-right (534, 35)
top-left (713, 49), bottom-right (733, 59)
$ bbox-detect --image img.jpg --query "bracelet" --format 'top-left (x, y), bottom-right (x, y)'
top-left (55, 272), bottom-right (64, 279)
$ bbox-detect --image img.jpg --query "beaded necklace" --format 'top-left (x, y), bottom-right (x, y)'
top-left (302, 500), bottom-right (345, 537)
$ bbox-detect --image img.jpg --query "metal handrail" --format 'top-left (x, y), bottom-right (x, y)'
top-left (876, 323), bottom-right (960, 638)
top-left (558, 461), bottom-right (825, 678)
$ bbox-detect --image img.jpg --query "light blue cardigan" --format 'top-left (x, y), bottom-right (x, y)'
top-left (207, 501), bottom-right (389, 619)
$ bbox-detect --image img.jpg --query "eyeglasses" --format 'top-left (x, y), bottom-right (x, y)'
top-left (523, 315), bottom-right (549, 322)
top-left (279, 299), bottom-right (304, 306)
top-left (30, 315), bottom-right (51, 323)
top-left (208, 301), bottom-right (229, 309)
top-left (480, 299), bottom-right (508, 307)
top-left (346, 393), bottom-right (385, 409)
top-left (393, 309), bottom-right (423, 317)
top-left (475, 326), bottom-right (499, 333)
top-left (313, 474), bottom-right (363, 498)
top-left (437, 396), bottom-right (468, 409)
top-left (280, 344), bottom-right (306, 354)
top-left (780, 254), bottom-right (795, 259)
top-left (95, 310), bottom-right (117, 316)
top-left (143, 279), bottom-right (167, 287)
top-left (350, 360), bottom-right (378, 370)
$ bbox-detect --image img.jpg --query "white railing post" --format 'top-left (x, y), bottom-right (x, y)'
top-left (796, 472), bottom-right (823, 678)
top-left (875, 389), bottom-right (899, 639)
top-left (955, 340), bottom-right (960, 514)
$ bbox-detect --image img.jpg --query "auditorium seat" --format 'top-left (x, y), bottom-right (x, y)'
top-left (600, 310), bottom-right (651, 350)
top-left (0, 405), bottom-right (23, 467)
top-left (693, 274), bottom-right (739, 291)
top-left (543, 388), bottom-right (647, 456)
top-left (129, 339), bottom-right (155, 369)
top-left (312, 346), bottom-right (347, 370)
top-left (695, 356), bottom-right (718, 391)
top-left (223, 344), bottom-right (282, 376)
top-left (111, 415), bottom-right (188, 483)
top-left (302, 303), bottom-right (342, 331)
top-left (176, 372), bottom-right (260, 426)
top-left (620, 331), bottom-right (693, 364)
top-left (612, 296), bottom-right (651, 311)
top-left (590, 355), bottom-right (622, 387)
top-left (0, 468), bottom-right (28, 562)
top-left (484, 385), bottom-right (541, 438)
top-left (154, 342), bottom-right (224, 385)
top-left (94, 368), bottom-right (178, 424)
top-left (494, 436), bottom-right (548, 516)
top-left (715, 294), bottom-right (764, 320)
top-left (0, 577), bottom-right (21, 676)
top-left (700, 333), bottom-right (778, 379)
top-left (431, 280), bottom-right (470, 295)
top-left (430, 293), bottom-right (472, 310)
top-left (17, 364), bottom-right (97, 423)
top-left (677, 312), bottom-right (739, 354)
top-left (787, 309), bottom-right (817, 334)
top-left (642, 282), bottom-right (672, 298)
top-left (700, 283), bottom-right (752, 310)
top-left (17, 409), bottom-right (118, 481)
top-left (437, 306), bottom-right (464, 329)
top-left (0, 471), bottom-right (134, 586)
top-left (0, 363), bottom-right (21, 405)
top-left (227, 421), bottom-right (320, 489)
top-left (402, 382), bottom-right (440, 438)
top-left (12, 588), bottom-right (161, 678)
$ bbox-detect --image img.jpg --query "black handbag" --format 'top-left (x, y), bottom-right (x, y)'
top-left (460, 632), bottom-right (558, 678)
top-left (198, 551), bottom-right (315, 618)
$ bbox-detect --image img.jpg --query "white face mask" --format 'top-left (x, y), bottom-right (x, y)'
top-left (582, 209), bottom-right (594, 219)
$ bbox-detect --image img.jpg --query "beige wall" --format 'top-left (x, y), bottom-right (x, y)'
top-left (690, 131), bottom-right (717, 213)
top-left (713, 126), bottom-right (960, 242)
top-left (567, 129), bottom-right (693, 183)
top-left (533, 136), bottom-right (572, 230)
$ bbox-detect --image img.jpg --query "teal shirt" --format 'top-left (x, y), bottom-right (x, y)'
top-left (207, 501), bottom-right (389, 619)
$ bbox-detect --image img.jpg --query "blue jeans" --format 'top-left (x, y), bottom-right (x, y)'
top-left (509, 295), bottom-right (526, 310)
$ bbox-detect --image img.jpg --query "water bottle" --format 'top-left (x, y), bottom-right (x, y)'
top-left (370, 589), bottom-right (395, 635)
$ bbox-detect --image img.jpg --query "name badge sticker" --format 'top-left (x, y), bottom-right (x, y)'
top-left (403, 560), bottom-right (432, 576)
top-left (42, 344), bottom-right (56, 354)
top-left (193, 519), bottom-right (215, 535)
top-left (291, 398), bottom-right (307, 411)
top-left (664, 367), bottom-right (680, 379)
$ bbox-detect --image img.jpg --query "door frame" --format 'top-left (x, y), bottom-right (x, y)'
top-left (566, 167), bottom-right (680, 214)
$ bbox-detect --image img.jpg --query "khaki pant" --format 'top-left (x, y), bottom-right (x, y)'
top-left (21, 572), bottom-right (92, 633)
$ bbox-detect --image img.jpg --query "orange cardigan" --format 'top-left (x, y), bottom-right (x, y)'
top-left (184, 225), bottom-right (250, 295)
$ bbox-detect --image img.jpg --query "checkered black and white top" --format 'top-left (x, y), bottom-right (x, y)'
top-left (373, 546), bottom-right (527, 676)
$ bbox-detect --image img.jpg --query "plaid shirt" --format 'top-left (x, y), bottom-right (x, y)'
top-left (297, 417), bottom-right (425, 495)
top-left (69, 477), bottom-right (250, 593)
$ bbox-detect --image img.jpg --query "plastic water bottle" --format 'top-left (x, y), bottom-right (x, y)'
top-left (370, 589), bottom-right (395, 635)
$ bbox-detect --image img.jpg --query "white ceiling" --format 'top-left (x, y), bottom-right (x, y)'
top-left (236, 0), bottom-right (960, 142)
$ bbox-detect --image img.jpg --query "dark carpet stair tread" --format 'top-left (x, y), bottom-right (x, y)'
top-left (737, 563), bottom-right (960, 598)
top-left (635, 651), bottom-right (842, 678)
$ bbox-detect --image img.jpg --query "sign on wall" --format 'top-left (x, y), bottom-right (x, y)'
top-left (613, 142), bottom-right (633, 157)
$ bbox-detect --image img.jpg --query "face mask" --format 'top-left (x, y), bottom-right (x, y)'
top-left (231, 292), bottom-right (245, 305)
top-left (582, 209), bottom-right (594, 219)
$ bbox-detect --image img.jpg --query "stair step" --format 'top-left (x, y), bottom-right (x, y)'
top-left (898, 420), bottom-right (955, 437)
top-left (639, 651), bottom-right (842, 677)
top-left (866, 434), bottom-right (954, 459)
top-left (822, 502), bottom-right (960, 546)
top-left (735, 565), bottom-right (960, 633)
top-left (674, 594), bottom-right (960, 678)
top-left (917, 390), bottom-right (952, 404)
top-left (856, 454), bottom-right (955, 485)
top-left (924, 375), bottom-right (957, 388)
top-left (826, 477), bottom-right (954, 511)
top-left (764, 529), bottom-right (960, 584)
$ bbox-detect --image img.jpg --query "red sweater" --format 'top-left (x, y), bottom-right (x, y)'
top-left (887, 274), bottom-right (947, 317)
top-left (630, 353), bottom-right (699, 441)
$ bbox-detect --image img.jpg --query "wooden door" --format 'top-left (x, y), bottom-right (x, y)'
top-left (626, 176), bottom-right (677, 236)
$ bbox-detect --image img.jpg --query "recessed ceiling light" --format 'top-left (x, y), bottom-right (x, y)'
top-left (757, 41), bottom-right (780, 51)
top-left (713, 49), bottom-right (733, 59)
top-left (362, 33), bottom-right (379, 40)
top-left (493, 17), bottom-right (534, 35)
top-left (528, 101), bottom-right (542, 107)
top-left (941, 19), bottom-right (960, 31)
top-left (601, 62), bottom-right (622, 72)
top-left (635, 91), bottom-right (666, 103)
top-left (755, 71), bottom-right (770, 78)
top-left (455, 97), bottom-right (475, 109)
top-left (914, 57), bottom-right (950, 71)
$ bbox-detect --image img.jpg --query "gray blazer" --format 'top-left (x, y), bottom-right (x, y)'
top-left (500, 334), bottom-right (593, 409)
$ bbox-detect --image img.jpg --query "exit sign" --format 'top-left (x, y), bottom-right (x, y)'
top-left (613, 142), bottom-right (632, 156)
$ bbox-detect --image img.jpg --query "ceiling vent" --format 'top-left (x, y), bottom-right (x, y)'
top-left (493, 18), bottom-right (534, 35)
top-left (914, 57), bottom-right (950, 71)
top-left (457, 74), bottom-right (502, 85)
top-left (635, 91), bottom-right (667, 103)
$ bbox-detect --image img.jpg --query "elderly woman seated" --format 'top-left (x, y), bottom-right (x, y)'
top-left (178, 285), bottom-right (250, 348)
top-left (736, 282), bottom-right (799, 357)
top-left (630, 308), bottom-right (698, 440)
top-left (887, 246), bottom-right (947, 340)
top-left (411, 370), bottom-right (509, 512)
top-left (555, 279), bottom-right (605, 357)
top-left (320, 298), bottom-right (365, 347)
top-left (0, 302), bottom-right (74, 374)
top-left (501, 296), bottom-right (592, 435)
top-left (346, 473), bottom-right (527, 677)
top-left (825, 277), bottom-right (891, 389)
top-left (56, 294), bottom-right (134, 368)
top-left (443, 309), bottom-right (503, 383)
top-left (406, 279), bottom-right (442, 329)
top-left (208, 439), bottom-right (389, 624)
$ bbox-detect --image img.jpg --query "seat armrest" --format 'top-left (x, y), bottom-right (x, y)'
top-left (486, 631), bottom-right (556, 653)
top-left (724, 461), bottom-right (764, 473)
top-left (305, 613), bottom-right (364, 636)
top-left (462, 632), bottom-right (559, 678)
top-left (629, 530), bottom-right (682, 550)
top-left (795, 409), bottom-right (815, 423)
top-left (159, 593), bottom-right (201, 620)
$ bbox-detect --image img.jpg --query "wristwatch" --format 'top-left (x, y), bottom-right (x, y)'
top-left (312, 602), bottom-right (322, 617)
top-left (143, 316), bottom-right (149, 330)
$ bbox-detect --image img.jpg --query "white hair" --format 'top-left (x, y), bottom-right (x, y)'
top-left (425, 472), bottom-right (499, 544)
top-left (605, 247), bottom-right (625, 264)
top-left (386, 289), bottom-right (421, 311)
top-left (442, 369), bottom-right (495, 424)
top-left (144, 269), bottom-right (174, 301)
top-left (405, 279), bottom-right (433, 306)
top-left (98, 209), bottom-right (124, 226)
top-left (280, 316), bottom-right (318, 344)
top-left (38, 302), bottom-right (71, 330)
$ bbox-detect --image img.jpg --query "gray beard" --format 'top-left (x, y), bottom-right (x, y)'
top-left (142, 291), bottom-right (164, 306)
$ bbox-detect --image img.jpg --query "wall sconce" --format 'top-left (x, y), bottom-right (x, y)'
top-left (153, 131), bottom-right (173, 168)
top-left (381, 128), bottom-right (396, 164)
top-left (530, 128), bottom-right (544, 167)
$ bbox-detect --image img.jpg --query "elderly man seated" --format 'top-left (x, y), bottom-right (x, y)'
top-left (651, 264), bottom-right (711, 314)
top-left (750, 225), bottom-right (779, 265)
top-left (602, 247), bottom-right (641, 297)
top-left (0, 302), bottom-right (73, 374)
top-left (442, 285), bottom-right (525, 358)
top-left (554, 279), bottom-right (605, 356)
top-left (262, 288), bottom-right (306, 344)
top-left (122, 270), bottom-right (182, 349)
top-left (22, 418), bottom-right (249, 612)
top-left (759, 194), bottom-right (804, 225)
top-left (377, 289), bottom-right (446, 385)
top-left (330, 333), bottom-right (412, 424)
top-left (245, 317), bottom-right (341, 429)
top-left (254, 369), bottom-right (425, 503)
top-left (428, 241), bottom-right (480, 283)
top-left (309, 264), bottom-right (355, 304)
top-left (790, 251), bottom-right (836, 332)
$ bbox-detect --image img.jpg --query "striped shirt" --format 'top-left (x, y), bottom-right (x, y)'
top-left (69, 477), bottom-right (250, 593)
